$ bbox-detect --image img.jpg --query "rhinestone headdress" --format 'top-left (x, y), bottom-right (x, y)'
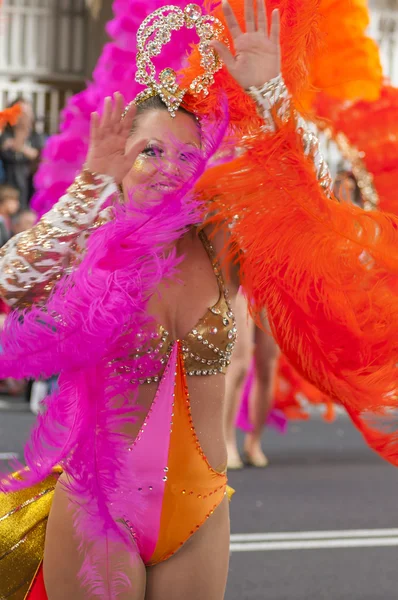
top-left (134, 4), bottom-right (228, 117)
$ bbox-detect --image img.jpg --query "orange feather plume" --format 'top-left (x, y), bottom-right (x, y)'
top-left (299, 0), bottom-right (383, 111)
top-left (274, 354), bottom-right (336, 421)
top-left (0, 104), bottom-right (21, 132)
top-left (196, 108), bottom-right (398, 465)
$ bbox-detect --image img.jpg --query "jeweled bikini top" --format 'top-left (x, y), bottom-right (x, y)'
top-left (133, 230), bottom-right (237, 385)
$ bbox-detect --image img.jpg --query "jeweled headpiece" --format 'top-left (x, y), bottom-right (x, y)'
top-left (134, 4), bottom-right (228, 117)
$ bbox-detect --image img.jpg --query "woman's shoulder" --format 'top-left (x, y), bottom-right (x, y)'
top-left (203, 222), bottom-right (240, 290)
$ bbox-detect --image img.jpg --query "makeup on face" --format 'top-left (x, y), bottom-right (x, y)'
top-left (122, 109), bottom-right (202, 200)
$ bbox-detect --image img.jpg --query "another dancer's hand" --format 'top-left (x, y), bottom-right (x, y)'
top-left (211, 0), bottom-right (281, 90)
top-left (86, 93), bottom-right (147, 184)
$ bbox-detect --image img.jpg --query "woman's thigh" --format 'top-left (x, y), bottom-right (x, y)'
top-left (231, 291), bottom-right (254, 366)
top-left (145, 497), bottom-right (230, 600)
top-left (43, 476), bottom-right (146, 600)
top-left (253, 325), bottom-right (279, 375)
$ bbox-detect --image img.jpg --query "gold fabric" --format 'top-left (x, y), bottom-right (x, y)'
top-left (226, 485), bottom-right (235, 501)
top-left (0, 171), bottom-right (114, 309)
top-left (0, 468), bottom-right (61, 600)
top-left (130, 230), bottom-right (238, 385)
top-left (179, 230), bottom-right (237, 376)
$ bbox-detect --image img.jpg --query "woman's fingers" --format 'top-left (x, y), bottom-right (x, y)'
top-left (244, 0), bottom-right (255, 33)
top-left (121, 101), bottom-right (138, 134)
top-left (111, 92), bottom-right (125, 126)
top-left (256, 0), bottom-right (268, 33)
top-left (100, 96), bottom-right (113, 129)
top-left (210, 40), bottom-right (235, 72)
top-left (270, 9), bottom-right (280, 45)
top-left (90, 112), bottom-right (100, 141)
top-left (125, 137), bottom-right (148, 166)
top-left (222, 0), bottom-right (242, 40)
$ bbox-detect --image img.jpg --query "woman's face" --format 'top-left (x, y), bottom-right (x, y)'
top-left (15, 102), bottom-right (34, 132)
top-left (122, 108), bottom-right (201, 203)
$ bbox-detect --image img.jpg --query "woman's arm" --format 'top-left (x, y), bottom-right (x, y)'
top-left (0, 93), bottom-right (148, 309)
top-left (247, 75), bottom-right (332, 194)
top-left (0, 169), bottom-right (115, 308)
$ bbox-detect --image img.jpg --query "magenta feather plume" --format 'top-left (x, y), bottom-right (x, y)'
top-left (0, 109), bottom-right (228, 597)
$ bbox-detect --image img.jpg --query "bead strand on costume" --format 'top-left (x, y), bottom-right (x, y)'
top-left (129, 329), bottom-right (171, 385)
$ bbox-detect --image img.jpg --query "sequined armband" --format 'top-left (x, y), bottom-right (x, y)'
top-left (0, 170), bottom-right (116, 308)
top-left (247, 74), bottom-right (290, 133)
top-left (247, 75), bottom-right (332, 194)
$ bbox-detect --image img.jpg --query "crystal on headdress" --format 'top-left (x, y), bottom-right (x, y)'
top-left (159, 68), bottom-right (177, 86)
top-left (185, 3), bottom-right (202, 26)
top-left (133, 4), bottom-right (228, 118)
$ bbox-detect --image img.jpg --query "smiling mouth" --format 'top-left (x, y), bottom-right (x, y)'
top-left (151, 183), bottom-right (181, 192)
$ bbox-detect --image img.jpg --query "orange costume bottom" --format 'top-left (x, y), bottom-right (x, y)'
top-left (1, 344), bottom-right (231, 599)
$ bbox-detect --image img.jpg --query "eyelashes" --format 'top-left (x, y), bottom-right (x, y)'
top-left (141, 144), bottom-right (163, 158)
top-left (140, 144), bottom-right (198, 163)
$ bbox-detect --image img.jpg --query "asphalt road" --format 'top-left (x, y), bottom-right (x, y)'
top-left (1, 401), bottom-right (398, 600)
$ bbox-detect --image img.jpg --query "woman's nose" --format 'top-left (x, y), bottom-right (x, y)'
top-left (162, 157), bottom-right (181, 177)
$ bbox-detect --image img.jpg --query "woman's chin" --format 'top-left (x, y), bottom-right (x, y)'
top-left (123, 185), bottom-right (181, 207)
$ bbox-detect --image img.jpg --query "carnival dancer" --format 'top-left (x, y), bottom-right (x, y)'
top-left (0, 2), bottom-right (397, 599)
top-left (224, 292), bottom-right (280, 469)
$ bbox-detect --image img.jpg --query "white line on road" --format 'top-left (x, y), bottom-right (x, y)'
top-left (0, 452), bottom-right (18, 460)
top-left (230, 538), bottom-right (398, 552)
top-left (230, 529), bottom-right (398, 552)
top-left (230, 529), bottom-right (398, 542)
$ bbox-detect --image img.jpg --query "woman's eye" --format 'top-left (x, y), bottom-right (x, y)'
top-left (179, 152), bottom-right (197, 163)
top-left (142, 145), bottom-right (163, 158)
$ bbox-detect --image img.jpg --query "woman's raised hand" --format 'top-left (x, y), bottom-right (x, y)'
top-left (85, 92), bottom-right (147, 183)
top-left (211, 0), bottom-right (281, 90)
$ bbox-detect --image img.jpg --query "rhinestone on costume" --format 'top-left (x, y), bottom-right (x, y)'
top-left (185, 4), bottom-right (202, 22)
top-left (160, 68), bottom-right (177, 86)
top-left (133, 5), bottom-right (228, 117)
top-left (210, 326), bottom-right (218, 334)
top-left (158, 29), bottom-right (171, 44)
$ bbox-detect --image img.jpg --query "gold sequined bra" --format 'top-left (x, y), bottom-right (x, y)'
top-left (132, 230), bottom-right (237, 385)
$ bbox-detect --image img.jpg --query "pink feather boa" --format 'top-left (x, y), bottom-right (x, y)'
top-left (0, 112), bottom-right (228, 596)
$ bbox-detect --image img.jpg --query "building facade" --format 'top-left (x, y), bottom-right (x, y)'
top-left (0, 0), bottom-right (112, 133)
top-left (368, 0), bottom-right (398, 83)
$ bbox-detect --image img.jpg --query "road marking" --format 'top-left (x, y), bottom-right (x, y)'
top-left (230, 538), bottom-right (398, 552)
top-left (0, 400), bottom-right (29, 411)
top-left (230, 529), bottom-right (398, 552)
top-left (0, 452), bottom-right (18, 460)
top-left (230, 529), bottom-right (398, 542)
